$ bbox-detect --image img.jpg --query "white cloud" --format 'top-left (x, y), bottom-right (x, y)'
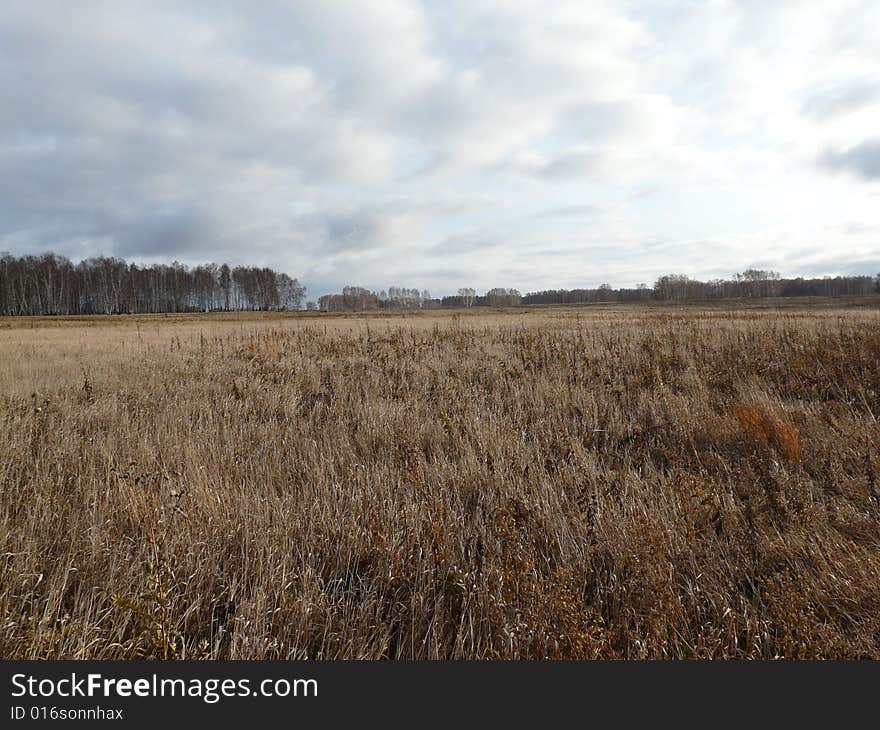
top-left (0, 0), bottom-right (878, 295)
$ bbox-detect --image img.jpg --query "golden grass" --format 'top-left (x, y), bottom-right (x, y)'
top-left (1, 304), bottom-right (879, 658)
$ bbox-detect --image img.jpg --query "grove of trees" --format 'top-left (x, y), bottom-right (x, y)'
top-left (318, 286), bottom-right (524, 311)
top-left (524, 270), bottom-right (880, 305)
top-left (318, 286), bottom-right (441, 312)
top-left (441, 287), bottom-right (523, 308)
top-left (0, 253), bottom-right (305, 315)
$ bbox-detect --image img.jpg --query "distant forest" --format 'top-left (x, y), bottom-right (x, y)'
top-left (0, 253), bottom-right (305, 316)
top-left (523, 270), bottom-right (880, 305)
top-left (318, 270), bottom-right (880, 311)
top-left (1, 253), bottom-right (878, 316)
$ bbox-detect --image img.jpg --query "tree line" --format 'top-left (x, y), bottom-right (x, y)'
top-left (524, 270), bottom-right (880, 305)
top-left (0, 253), bottom-right (305, 315)
top-left (317, 271), bottom-right (880, 312)
top-left (3, 253), bottom-right (878, 317)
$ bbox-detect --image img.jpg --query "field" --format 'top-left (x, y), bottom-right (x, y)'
top-left (1, 301), bottom-right (879, 659)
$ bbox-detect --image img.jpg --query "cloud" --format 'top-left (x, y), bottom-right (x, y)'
top-left (0, 1), bottom-right (878, 296)
top-left (294, 206), bottom-right (417, 255)
top-left (530, 205), bottom-right (601, 219)
top-left (502, 149), bottom-right (606, 180)
top-left (821, 139), bottom-right (880, 180)
top-left (431, 231), bottom-right (507, 255)
top-left (801, 80), bottom-right (880, 121)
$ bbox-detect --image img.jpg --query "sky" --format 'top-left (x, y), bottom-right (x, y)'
top-left (1, 1), bottom-right (879, 298)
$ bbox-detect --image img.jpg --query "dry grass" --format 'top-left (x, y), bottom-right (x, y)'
top-left (1, 304), bottom-right (879, 659)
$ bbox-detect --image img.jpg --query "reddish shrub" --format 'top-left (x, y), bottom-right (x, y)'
top-left (731, 403), bottom-right (801, 461)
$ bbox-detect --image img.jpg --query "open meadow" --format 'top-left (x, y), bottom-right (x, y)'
top-left (1, 301), bottom-right (879, 659)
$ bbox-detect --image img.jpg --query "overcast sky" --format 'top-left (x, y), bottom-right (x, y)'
top-left (1, 1), bottom-right (879, 297)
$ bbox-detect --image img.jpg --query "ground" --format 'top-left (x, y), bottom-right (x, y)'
top-left (1, 301), bottom-right (879, 658)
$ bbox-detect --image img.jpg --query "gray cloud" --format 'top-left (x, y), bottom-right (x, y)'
top-left (0, 1), bottom-right (878, 296)
top-left (431, 231), bottom-right (507, 255)
top-left (500, 150), bottom-right (607, 181)
top-left (299, 208), bottom-right (409, 255)
top-left (530, 204), bottom-right (601, 219)
top-left (113, 207), bottom-right (223, 259)
top-left (788, 258), bottom-right (880, 277)
top-left (802, 79), bottom-right (880, 120)
top-left (822, 139), bottom-right (880, 180)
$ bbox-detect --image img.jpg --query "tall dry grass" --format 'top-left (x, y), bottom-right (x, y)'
top-left (1, 304), bottom-right (879, 658)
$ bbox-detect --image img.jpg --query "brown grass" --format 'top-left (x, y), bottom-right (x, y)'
top-left (1, 304), bottom-right (879, 659)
